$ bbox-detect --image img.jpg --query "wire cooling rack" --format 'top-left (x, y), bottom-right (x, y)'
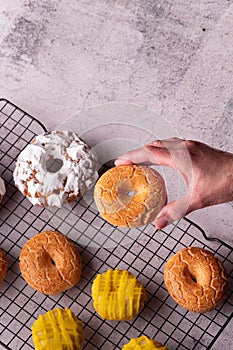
top-left (0, 98), bottom-right (233, 350)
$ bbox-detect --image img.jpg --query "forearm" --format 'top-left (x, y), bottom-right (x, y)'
top-left (220, 152), bottom-right (233, 204)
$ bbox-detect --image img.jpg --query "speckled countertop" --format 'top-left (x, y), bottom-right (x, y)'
top-left (0, 1), bottom-right (232, 349)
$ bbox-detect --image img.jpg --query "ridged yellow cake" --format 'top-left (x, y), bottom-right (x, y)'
top-left (31, 308), bottom-right (84, 350)
top-left (122, 336), bottom-right (169, 350)
top-left (92, 268), bottom-right (146, 320)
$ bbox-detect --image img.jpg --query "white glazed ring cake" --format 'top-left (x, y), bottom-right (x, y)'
top-left (13, 130), bottom-right (98, 207)
top-left (0, 177), bottom-right (5, 203)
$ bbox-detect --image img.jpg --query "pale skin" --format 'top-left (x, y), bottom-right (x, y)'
top-left (115, 138), bottom-right (233, 229)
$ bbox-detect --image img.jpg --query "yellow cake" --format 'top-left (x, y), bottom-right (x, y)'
top-left (92, 268), bottom-right (146, 320)
top-left (122, 336), bottom-right (169, 350)
top-left (31, 308), bottom-right (84, 350)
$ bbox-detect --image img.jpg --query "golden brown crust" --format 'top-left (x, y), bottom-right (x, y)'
top-left (0, 249), bottom-right (7, 284)
top-left (19, 231), bottom-right (82, 295)
top-left (164, 247), bottom-right (228, 313)
top-left (94, 165), bottom-right (167, 227)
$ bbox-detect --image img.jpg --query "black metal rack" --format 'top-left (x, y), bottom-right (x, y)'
top-left (0, 99), bottom-right (232, 350)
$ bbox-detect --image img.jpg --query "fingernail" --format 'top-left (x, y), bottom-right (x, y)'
top-left (155, 216), bottom-right (168, 229)
top-left (114, 159), bottom-right (123, 166)
top-left (114, 158), bottom-right (132, 166)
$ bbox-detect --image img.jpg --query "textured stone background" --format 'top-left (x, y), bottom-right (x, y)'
top-left (0, 1), bottom-right (233, 348)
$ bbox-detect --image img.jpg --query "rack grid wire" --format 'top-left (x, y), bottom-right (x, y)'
top-left (0, 98), bottom-right (232, 350)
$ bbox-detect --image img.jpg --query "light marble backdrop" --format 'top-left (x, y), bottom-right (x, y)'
top-left (0, 1), bottom-right (233, 349)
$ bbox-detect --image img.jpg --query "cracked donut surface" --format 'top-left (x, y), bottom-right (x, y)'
top-left (164, 247), bottom-right (228, 312)
top-left (19, 231), bottom-right (82, 295)
top-left (94, 165), bottom-right (167, 227)
top-left (0, 249), bottom-right (7, 284)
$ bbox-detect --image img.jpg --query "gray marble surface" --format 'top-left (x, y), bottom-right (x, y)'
top-left (0, 1), bottom-right (232, 349)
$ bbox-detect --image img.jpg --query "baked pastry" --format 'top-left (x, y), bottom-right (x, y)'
top-left (31, 308), bottom-right (84, 350)
top-left (0, 176), bottom-right (6, 202)
top-left (122, 336), bottom-right (169, 350)
top-left (13, 130), bottom-right (98, 207)
top-left (94, 165), bottom-right (167, 227)
top-left (0, 249), bottom-right (7, 284)
top-left (19, 231), bottom-right (82, 295)
top-left (92, 268), bottom-right (146, 320)
top-left (164, 246), bottom-right (228, 312)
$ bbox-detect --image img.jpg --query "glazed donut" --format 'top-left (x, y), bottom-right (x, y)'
top-left (94, 165), bottom-right (167, 227)
top-left (0, 177), bottom-right (6, 203)
top-left (92, 268), bottom-right (146, 320)
top-left (13, 130), bottom-right (98, 207)
top-left (122, 336), bottom-right (169, 350)
top-left (164, 247), bottom-right (228, 313)
top-left (32, 308), bottom-right (84, 350)
top-left (19, 231), bottom-right (82, 295)
top-left (0, 249), bottom-right (7, 284)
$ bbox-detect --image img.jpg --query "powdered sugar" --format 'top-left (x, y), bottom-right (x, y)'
top-left (0, 177), bottom-right (6, 200)
top-left (13, 131), bottom-right (99, 207)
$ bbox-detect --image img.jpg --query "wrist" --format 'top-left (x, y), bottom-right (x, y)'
top-left (190, 150), bottom-right (233, 211)
top-left (219, 152), bottom-right (233, 204)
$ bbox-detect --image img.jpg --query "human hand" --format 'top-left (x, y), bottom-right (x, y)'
top-left (115, 138), bottom-right (233, 229)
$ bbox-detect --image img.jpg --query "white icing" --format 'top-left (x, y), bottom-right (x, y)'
top-left (0, 177), bottom-right (6, 198)
top-left (13, 131), bottom-right (99, 207)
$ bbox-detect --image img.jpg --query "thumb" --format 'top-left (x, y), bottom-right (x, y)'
top-left (154, 194), bottom-right (191, 229)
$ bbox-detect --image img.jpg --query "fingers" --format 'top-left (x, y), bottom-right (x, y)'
top-left (115, 138), bottom-right (188, 167)
top-left (154, 194), bottom-right (191, 229)
top-left (114, 137), bottom-right (193, 230)
top-left (149, 137), bottom-right (184, 149)
top-left (114, 158), bottom-right (134, 166)
top-left (114, 146), bottom-right (150, 166)
top-left (115, 145), bottom-right (174, 167)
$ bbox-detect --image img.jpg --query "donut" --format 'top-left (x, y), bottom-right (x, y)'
top-left (19, 231), bottom-right (82, 295)
top-left (92, 268), bottom-right (146, 320)
top-left (0, 176), bottom-right (6, 203)
top-left (122, 336), bottom-right (169, 350)
top-left (32, 308), bottom-right (84, 350)
top-left (13, 130), bottom-right (98, 207)
top-left (94, 165), bottom-right (167, 227)
top-left (164, 247), bottom-right (228, 313)
top-left (0, 249), bottom-right (7, 284)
